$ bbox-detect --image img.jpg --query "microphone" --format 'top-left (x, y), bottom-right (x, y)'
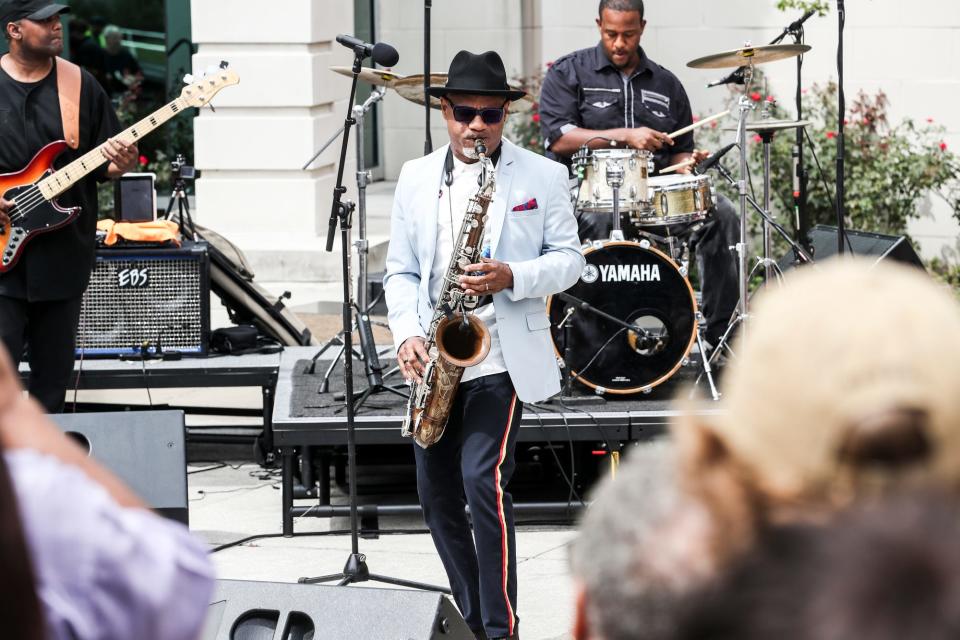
top-left (697, 143), bottom-right (737, 174)
top-left (706, 67), bottom-right (746, 88)
top-left (335, 34), bottom-right (399, 67)
top-left (788, 9), bottom-right (817, 32)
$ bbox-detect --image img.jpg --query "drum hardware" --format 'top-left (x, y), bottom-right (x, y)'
top-left (687, 41), bottom-right (810, 354)
top-left (606, 159), bottom-right (626, 242)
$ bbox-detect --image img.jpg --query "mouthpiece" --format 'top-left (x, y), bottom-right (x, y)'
top-left (475, 140), bottom-right (487, 156)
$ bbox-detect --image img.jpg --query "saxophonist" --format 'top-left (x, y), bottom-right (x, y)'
top-left (384, 50), bottom-right (583, 640)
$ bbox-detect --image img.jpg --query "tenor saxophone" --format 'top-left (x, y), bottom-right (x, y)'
top-left (401, 142), bottom-right (496, 448)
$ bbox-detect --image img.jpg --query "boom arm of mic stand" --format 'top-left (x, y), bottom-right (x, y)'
top-left (715, 164), bottom-right (813, 264)
top-left (556, 292), bottom-right (654, 338)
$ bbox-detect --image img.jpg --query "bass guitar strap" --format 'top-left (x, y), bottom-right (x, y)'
top-left (55, 56), bottom-right (81, 150)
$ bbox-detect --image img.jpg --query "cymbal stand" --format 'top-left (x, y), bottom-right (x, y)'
top-left (708, 60), bottom-right (755, 361)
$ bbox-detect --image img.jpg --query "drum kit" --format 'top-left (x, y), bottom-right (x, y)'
top-left (547, 42), bottom-right (815, 401)
top-left (329, 41), bottom-right (815, 402)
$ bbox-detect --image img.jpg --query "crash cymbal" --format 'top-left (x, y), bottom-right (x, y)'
top-left (724, 119), bottom-right (812, 133)
top-left (392, 74), bottom-right (536, 113)
top-left (329, 66), bottom-right (405, 87)
top-left (391, 74), bottom-right (449, 109)
top-left (687, 44), bottom-right (811, 69)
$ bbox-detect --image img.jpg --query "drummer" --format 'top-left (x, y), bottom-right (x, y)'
top-left (539, 0), bottom-right (739, 350)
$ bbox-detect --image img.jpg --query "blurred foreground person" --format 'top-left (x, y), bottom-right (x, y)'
top-left (677, 492), bottom-right (960, 640)
top-left (676, 258), bottom-right (960, 565)
top-left (569, 442), bottom-right (716, 640)
top-left (0, 344), bottom-right (214, 639)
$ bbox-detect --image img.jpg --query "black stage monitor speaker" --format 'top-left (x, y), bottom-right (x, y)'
top-left (51, 410), bottom-right (189, 525)
top-left (200, 580), bottom-right (473, 640)
top-left (779, 225), bottom-right (925, 272)
top-left (77, 241), bottom-right (211, 357)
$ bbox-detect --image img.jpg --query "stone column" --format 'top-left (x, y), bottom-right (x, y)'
top-left (190, 0), bottom-right (356, 281)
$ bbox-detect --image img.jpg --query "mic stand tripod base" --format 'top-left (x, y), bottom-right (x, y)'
top-left (299, 552), bottom-right (451, 592)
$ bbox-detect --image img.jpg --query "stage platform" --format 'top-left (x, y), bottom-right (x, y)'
top-left (272, 346), bottom-right (721, 534)
top-left (20, 352), bottom-right (281, 452)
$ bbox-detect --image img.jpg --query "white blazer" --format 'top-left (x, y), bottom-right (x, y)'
top-left (384, 138), bottom-right (585, 403)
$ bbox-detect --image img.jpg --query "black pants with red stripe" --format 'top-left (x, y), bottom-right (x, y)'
top-left (414, 372), bottom-right (523, 639)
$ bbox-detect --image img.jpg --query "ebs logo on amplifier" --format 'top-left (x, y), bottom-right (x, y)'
top-left (77, 243), bottom-right (210, 357)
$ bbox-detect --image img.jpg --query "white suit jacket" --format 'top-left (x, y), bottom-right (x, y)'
top-left (384, 138), bottom-right (585, 403)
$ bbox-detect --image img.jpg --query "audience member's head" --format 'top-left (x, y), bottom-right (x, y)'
top-left (676, 259), bottom-right (960, 562)
top-left (677, 491), bottom-right (960, 640)
top-left (570, 441), bottom-right (718, 640)
top-left (103, 24), bottom-right (121, 53)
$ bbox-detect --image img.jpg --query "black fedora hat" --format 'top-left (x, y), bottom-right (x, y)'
top-left (428, 50), bottom-right (526, 101)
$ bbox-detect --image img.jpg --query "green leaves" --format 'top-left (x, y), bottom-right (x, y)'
top-left (776, 0), bottom-right (830, 15)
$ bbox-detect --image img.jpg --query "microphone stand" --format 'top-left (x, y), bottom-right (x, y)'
top-left (836, 0), bottom-right (847, 254)
top-left (423, 0), bottom-right (433, 154)
top-left (299, 47), bottom-right (448, 595)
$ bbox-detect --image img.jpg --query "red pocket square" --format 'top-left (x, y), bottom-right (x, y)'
top-left (511, 198), bottom-right (539, 212)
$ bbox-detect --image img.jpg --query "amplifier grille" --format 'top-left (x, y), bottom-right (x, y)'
top-left (77, 246), bottom-right (210, 356)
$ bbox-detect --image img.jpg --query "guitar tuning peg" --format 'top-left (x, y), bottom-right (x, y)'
top-left (219, 60), bottom-right (229, 69)
top-left (182, 73), bottom-right (195, 85)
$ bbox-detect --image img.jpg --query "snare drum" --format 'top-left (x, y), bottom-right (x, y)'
top-left (576, 148), bottom-right (654, 213)
top-left (629, 174), bottom-right (716, 227)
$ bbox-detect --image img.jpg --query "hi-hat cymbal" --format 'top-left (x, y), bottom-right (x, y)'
top-left (724, 119), bottom-right (812, 133)
top-left (687, 44), bottom-right (811, 69)
top-left (329, 66), bottom-right (405, 87)
top-left (392, 74), bottom-right (536, 113)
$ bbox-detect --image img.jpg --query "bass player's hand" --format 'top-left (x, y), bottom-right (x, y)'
top-left (398, 336), bottom-right (430, 383)
top-left (0, 197), bottom-right (11, 229)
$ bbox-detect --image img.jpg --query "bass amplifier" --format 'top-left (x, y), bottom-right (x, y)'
top-left (77, 242), bottom-right (210, 357)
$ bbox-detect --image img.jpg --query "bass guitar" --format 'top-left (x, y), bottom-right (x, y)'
top-left (0, 63), bottom-right (239, 273)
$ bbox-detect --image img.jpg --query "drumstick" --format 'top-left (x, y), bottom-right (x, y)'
top-left (659, 158), bottom-right (695, 174)
top-left (666, 110), bottom-right (730, 139)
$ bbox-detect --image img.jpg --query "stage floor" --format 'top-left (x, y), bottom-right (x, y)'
top-left (273, 346), bottom-right (721, 448)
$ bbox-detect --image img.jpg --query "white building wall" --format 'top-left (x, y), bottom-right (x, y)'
top-left (378, 0), bottom-right (960, 256)
top-left (190, 0), bottom-right (357, 280)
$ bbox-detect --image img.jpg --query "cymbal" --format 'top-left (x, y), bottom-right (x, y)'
top-left (392, 74), bottom-right (536, 113)
top-left (329, 66), bottom-right (405, 87)
top-left (724, 119), bottom-right (812, 133)
top-left (687, 44), bottom-right (812, 69)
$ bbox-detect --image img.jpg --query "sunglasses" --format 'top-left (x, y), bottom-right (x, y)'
top-left (450, 104), bottom-right (506, 125)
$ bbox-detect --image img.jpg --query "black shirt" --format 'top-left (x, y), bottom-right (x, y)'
top-left (539, 44), bottom-right (695, 172)
top-left (0, 60), bottom-right (120, 301)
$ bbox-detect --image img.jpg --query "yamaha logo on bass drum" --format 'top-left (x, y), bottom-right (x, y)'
top-left (581, 262), bottom-right (661, 284)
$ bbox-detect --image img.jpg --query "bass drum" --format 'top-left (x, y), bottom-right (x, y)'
top-left (547, 241), bottom-right (697, 395)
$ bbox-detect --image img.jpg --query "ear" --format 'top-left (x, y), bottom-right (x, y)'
top-left (673, 412), bottom-right (759, 560)
top-left (639, 18), bottom-right (647, 36)
top-left (573, 583), bottom-right (590, 640)
top-left (595, 16), bottom-right (602, 30)
top-left (674, 413), bottom-right (733, 481)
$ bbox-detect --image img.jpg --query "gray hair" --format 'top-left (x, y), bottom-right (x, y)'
top-left (598, 0), bottom-right (645, 18)
top-left (570, 439), bottom-right (692, 640)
